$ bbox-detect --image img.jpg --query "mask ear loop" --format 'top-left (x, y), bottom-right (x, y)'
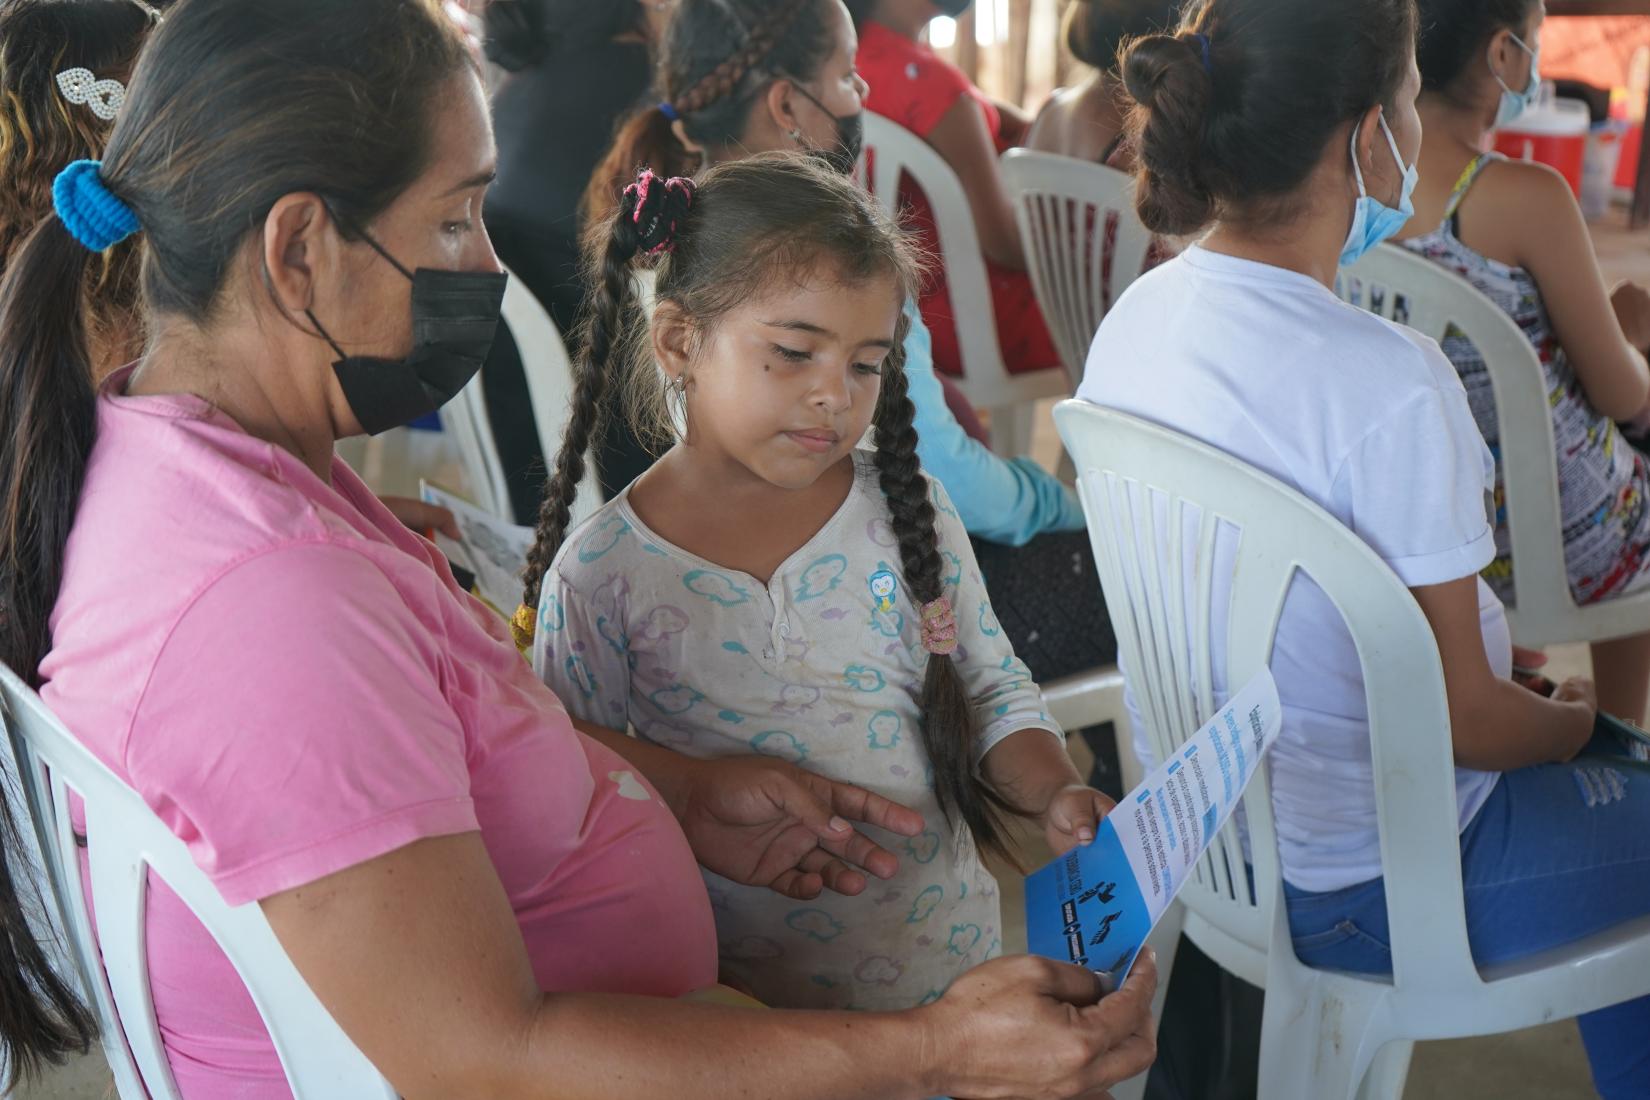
top-left (303, 198), bottom-right (417, 360)
top-left (320, 197), bottom-right (417, 282)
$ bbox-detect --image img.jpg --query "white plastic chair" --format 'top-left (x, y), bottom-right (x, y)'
top-left (444, 267), bottom-right (601, 527)
top-left (1340, 243), bottom-right (1650, 646)
top-left (857, 113), bottom-right (1069, 457)
top-left (1055, 399), bottom-right (1650, 1099)
top-left (1001, 150), bottom-right (1153, 378)
top-left (0, 666), bottom-right (396, 1100)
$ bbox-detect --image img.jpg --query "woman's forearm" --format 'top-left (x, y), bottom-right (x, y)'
top-left (492, 995), bottom-right (933, 1100)
top-left (1450, 680), bottom-right (1592, 771)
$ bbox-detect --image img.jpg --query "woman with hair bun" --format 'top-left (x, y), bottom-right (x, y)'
top-left (1079, 0), bottom-right (1650, 1094)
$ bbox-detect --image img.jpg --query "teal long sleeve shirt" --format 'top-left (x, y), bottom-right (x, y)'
top-left (901, 302), bottom-right (1085, 546)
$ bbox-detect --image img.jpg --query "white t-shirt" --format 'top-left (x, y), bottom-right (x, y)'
top-left (1077, 245), bottom-right (1506, 894)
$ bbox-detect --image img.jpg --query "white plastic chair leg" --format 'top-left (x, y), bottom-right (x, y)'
top-left (1356, 1041), bottom-right (1413, 1100)
top-left (1257, 965), bottom-right (1395, 1100)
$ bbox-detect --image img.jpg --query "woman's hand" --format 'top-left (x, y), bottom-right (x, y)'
top-left (1041, 784), bottom-right (1116, 858)
top-left (1612, 281), bottom-right (1650, 353)
top-left (378, 495), bottom-right (460, 539)
top-left (920, 952), bottom-right (1159, 1100)
top-left (673, 753), bottom-right (926, 900)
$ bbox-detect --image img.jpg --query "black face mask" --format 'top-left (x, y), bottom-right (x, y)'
top-left (932, 0), bottom-right (973, 16)
top-left (306, 224), bottom-right (507, 437)
top-left (790, 82), bottom-right (865, 179)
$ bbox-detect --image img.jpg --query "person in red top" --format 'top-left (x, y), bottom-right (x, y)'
top-left (848, 0), bottom-right (1063, 378)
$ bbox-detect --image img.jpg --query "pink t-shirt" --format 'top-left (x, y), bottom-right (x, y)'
top-left (39, 369), bottom-right (717, 1097)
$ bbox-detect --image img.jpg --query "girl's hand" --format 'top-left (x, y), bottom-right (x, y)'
top-left (1552, 675), bottom-right (1599, 762)
top-left (1042, 784), bottom-right (1116, 858)
top-left (674, 754), bottom-right (926, 900)
top-left (920, 951), bottom-right (1159, 1100)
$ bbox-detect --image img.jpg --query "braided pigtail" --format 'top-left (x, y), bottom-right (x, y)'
top-left (871, 315), bottom-right (1027, 868)
top-left (671, 0), bottom-right (812, 116)
top-left (515, 171), bottom-right (697, 647)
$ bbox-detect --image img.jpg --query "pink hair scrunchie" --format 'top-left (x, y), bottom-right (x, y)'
top-left (920, 597), bottom-right (959, 656)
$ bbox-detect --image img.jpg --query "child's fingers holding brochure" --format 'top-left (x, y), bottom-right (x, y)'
top-left (1043, 785), bottom-right (1117, 857)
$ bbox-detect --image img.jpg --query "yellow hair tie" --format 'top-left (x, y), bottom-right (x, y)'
top-left (510, 604), bottom-right (537, 652)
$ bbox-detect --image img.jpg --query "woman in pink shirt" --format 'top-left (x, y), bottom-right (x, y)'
top-left (0, 0), bottom-right (1155, 1096)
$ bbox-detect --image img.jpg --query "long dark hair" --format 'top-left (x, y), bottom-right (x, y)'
top-left (1415, 0), bottom-right (1539, 93)
top-left (584, 0), bottom-right (842, 223)
top-left (0, 0), bottom-right (169, 371)
top-left (526, 153), bottom-right (1025, 863)
top-left (1120, 0), bottom-right (1417, 236)
top-left (0, 0), bottom-right (467, 1085)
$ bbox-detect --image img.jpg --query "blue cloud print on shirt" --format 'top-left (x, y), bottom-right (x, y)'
top-left (576, 513), bottom-right (630, 563)
top-left (843, 665), bottom-right (885, 693)
top-left (797, 554), bottom-right (848, 602)
top-left (538, 593), bottom-right (565, 634)
top-left (906, 885), bottom-right (943, 924)
top-left (649, 682), bottom-right (704, 716)
top-left (867, 710), bottom-right (902, 750)
top-left (786, 908), bottom-right (846, 943)
top-left (947, 923), bottom-right (982, 957)
top-left (750, 729), bottom-right (809, 764)
top-left (683, 569), bottom-right (751, 607)
top-left (906, 831), bottom-right (940, 864)
top-left (564, 654), bottom-right (597, 699)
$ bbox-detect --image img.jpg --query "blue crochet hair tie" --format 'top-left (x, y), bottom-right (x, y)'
top-left (53, 159), bottom-right (140, 252)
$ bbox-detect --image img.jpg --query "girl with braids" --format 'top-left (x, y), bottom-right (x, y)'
top-left (0, 0), bottom-right (1155, 1093)
top-left (520, 153), bottom-right (1114, 1012)
top-left (1083, 0), bottom-right (1650, 1093)
top-left (590, 0), bottom-right (1119, 685)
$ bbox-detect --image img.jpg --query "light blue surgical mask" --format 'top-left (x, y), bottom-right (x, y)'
top-left (1492, 31), bottom-right (1541, 128)
top-left (1340, 112), bottom-right (1419, 268)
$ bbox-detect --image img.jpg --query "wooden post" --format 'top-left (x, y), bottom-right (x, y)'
top-left (1008, 0), bottom-right (1034, 107)
top-left (1054, 0), bottom-right (1076, 88)
top-left (956, 7), bottom-right (980, 83)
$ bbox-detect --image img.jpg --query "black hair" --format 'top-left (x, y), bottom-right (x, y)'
top-left (0, 0), bottom-right (468, 1085)
top-left (526, 152), bottom-right (1027, 865)
top-left (483, 0), bottom-right (645, 72)
top-left (1415, 0), bottom-right (1540, 93)
top-left (1121, 0), bottom-right (1417, 235)
top-left (585, 0), bottom-right (843, 222)
top-left (1065, 0), bottom-right (1187, 74)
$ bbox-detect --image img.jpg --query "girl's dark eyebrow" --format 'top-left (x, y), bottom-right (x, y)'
top-left (760, 318), bottom-right (894, 349)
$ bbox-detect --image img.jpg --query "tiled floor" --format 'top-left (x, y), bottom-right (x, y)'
top-left (24, 211), bottom-right (1649, 1100)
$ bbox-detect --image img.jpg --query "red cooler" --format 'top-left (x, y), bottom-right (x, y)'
top-left (1493, 94), bottom-right (1591, 197)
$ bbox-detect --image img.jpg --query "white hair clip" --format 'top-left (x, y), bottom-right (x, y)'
top-left (126, 0), bottom-right (165, 23)
top-left (56, 68), bottom-right (126, 121)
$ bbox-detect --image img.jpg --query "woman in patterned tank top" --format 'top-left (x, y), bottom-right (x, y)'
top-left (1398, 0), bottom-right (1650, 723)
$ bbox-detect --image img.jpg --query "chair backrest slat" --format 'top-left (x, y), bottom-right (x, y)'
top-left (1002, 150), bottom-right (1153, 376)
top-left (1056, 400), bottom-right (1485, 993)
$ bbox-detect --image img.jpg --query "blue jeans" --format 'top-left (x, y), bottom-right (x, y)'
top-left (1285, 738), bottom-right (1650, 1099)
